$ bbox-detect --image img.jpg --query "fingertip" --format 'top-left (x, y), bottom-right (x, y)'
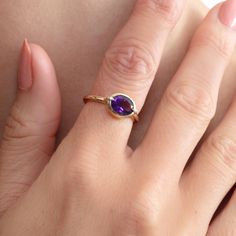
top-left (29, 43), bottom-right (59, 92)
top-left (202, 1), bottom-right (236, 32)
top-left (30, 43), bottom-right (61, 116)
top-left (16, 40), bottom-right (61, 126)
top-left (18, 39), bottom-right (32, 90)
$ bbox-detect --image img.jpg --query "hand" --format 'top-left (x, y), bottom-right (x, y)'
top-left (1, 0), bottom-right (236, 235)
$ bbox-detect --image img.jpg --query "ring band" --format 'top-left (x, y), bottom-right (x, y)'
top-left (83, 93), bottom-right (139, 122)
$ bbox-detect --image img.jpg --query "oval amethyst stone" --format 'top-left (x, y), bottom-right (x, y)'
top-left (110, 95), bottom-right (134, 116)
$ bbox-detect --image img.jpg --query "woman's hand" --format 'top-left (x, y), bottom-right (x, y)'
top-left (1, 0), bottom-right (236, 235)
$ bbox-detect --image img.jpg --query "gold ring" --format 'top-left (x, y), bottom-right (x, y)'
top-left (83, 93), bottom-right (139, 122)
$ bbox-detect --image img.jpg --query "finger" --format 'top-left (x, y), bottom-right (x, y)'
top-left (181, 92), bottom-right (236, 228)
top-left (0, 40), bottom-right (61, 214)
top-left (207, 187), bottom-right (236, 236)
top-left (71, 0), bottom-right (185, 152)
top-left (139, 1), bottom-right (236, 178)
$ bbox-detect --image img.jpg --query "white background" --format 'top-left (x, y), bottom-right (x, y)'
top-left (202, 0), bottom-right (222, 8)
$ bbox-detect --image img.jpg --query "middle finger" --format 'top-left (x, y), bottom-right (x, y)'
top-left (139, 1), bottom-right (236, 179)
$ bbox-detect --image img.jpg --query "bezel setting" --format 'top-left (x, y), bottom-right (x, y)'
top-left (83, 93), bottom-right (139, 122)
top-left (107, 93), bottom-right (138, 120)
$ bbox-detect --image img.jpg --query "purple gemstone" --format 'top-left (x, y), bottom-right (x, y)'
top-left (110, 95), bottom-right (134, 116)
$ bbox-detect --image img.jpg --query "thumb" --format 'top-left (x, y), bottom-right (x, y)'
top-left (0, 40), bottom-right (61, 214)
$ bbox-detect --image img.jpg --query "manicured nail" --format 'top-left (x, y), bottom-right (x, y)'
top-left (219, 0), bottom-right (236, 30)
top-left (18, 39), bottom-right (33, 90)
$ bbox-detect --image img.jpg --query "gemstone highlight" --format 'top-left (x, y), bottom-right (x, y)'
top-left (110, 94), bottom-right (134, 116)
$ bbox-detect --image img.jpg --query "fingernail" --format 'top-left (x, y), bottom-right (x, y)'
top-left (219, 0), bottom-right (236, 30)
top-left (18, 39), bottom-right (33, 90)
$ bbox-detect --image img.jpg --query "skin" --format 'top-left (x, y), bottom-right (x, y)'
top-left (0, 0), bottom-right (236, 235)
top-left (0, 0), bottom-right (235, 148)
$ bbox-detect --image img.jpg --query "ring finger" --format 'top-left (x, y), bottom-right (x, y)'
top-left (71, 0), bottom-right (185, 151)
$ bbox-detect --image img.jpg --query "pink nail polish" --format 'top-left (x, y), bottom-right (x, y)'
top-left (18, 39), bottom-right (33, 90)
top-left (219, 0), bottom-right (236, 30)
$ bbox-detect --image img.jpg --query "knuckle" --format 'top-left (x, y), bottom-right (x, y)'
top-left (103, 38), bottom-right (155, 89)
top-left (164, 83), bottom-right (215, 122)
top-left (3, 102), bottom-right (59, 140)
top-left (3, 103), bottom-right (28, 139)
top-left (128, 194), bottom-right (159, 231)
top-left (205, 135), bottom-right (236, 174)
top-left (63, 155), bottom-right (99, 194)
top-left (191, 27), bottom-right (233, 60)
top-left (137, 0), bottom-right (182, 26)
top-left (125, 179), bottom-right (164, 233)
